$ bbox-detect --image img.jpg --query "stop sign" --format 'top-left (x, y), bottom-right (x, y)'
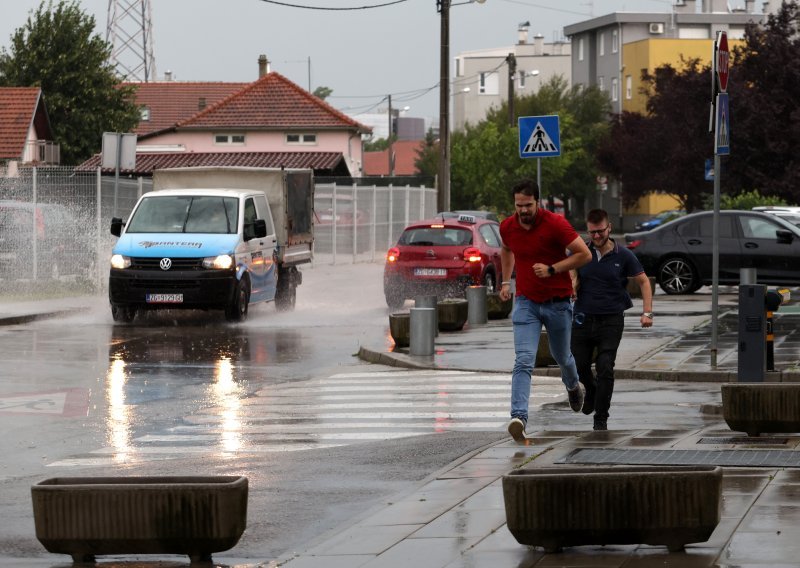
top-left (716, 32), bottom-right (729, 92)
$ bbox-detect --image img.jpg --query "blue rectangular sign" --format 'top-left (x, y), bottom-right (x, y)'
top-left (715, 93), bottom-right (730, 156)
top-left (519, 115), bottom-right (561, 158)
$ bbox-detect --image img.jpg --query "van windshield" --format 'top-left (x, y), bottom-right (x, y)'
top-left (126, 196), bottom-right (239, 234)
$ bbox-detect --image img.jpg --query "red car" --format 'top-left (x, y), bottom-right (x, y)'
top-left (383, 213), bottom-right (503, 309)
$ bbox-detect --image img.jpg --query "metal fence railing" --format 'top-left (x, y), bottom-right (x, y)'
top-left (0, 168), bottom-right (436, 296)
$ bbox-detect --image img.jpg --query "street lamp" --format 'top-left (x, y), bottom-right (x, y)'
top-left (437, 0), bottom-right (484, 213)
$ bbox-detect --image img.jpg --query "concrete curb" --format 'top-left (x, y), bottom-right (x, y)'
top-left (0, 309), bottom-right (83, 326)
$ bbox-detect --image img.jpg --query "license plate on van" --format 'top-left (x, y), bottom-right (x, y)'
top-left (414, 268), bottom-right (447, 277)
top-left (146, 293), bottom-right (183, 303)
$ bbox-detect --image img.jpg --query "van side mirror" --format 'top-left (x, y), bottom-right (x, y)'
top-left (253, 219), bottom-right (267, 239)
top-left (776, 229), bottom-right (793, 244)
top-left (110, 217), bottom-right (124, 237)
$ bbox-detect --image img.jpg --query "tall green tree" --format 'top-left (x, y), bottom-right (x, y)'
top-left (0, 1), bottom-right (140, 165)
top-left (414, 128), bottom-right (439, 178)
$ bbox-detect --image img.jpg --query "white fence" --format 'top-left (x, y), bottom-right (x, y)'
top-left (0, 167), bottom-right (436, 294)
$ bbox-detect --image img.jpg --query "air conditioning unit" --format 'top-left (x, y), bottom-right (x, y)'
top-left (649, 22), bottom-right (665, 34)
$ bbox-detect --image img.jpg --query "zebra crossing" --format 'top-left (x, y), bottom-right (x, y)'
top-left (47, 370), bottom-right (567, 467)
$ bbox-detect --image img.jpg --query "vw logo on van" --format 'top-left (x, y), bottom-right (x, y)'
top-left (159, 258), bottom-right (172, 270)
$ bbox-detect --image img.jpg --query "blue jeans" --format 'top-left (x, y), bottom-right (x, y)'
top-left (510, 295), bottom-right (580, 422)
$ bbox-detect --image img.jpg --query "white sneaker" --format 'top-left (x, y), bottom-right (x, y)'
top-left (508, 417), bottom-right (527, 444)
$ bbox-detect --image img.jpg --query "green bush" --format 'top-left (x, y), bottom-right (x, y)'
top-left (719, 190), bottom-right (787, 210)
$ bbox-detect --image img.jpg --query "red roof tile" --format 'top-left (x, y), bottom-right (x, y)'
top-left (172, 72), bottom-right (370, 134)
top-left (0, 87), bottom-right (43, 159)
top-left (362, 140), bottom-right (425, 176)
top-left (75, 151), bottom-right (347, 175)
top-left (123, 82), bottom-right (248, 136)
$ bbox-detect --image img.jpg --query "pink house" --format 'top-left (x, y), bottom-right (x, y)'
top-left (0, 87), bottom-right (59, 172)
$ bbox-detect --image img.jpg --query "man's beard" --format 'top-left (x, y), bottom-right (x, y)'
top-left (518, 210), bottom-right (534, 224)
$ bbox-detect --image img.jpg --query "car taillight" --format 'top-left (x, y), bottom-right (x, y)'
top-left (463, 247), bottom-right (481, 262)
top-left (626, 240), bottom-right (642, 250)
top-left (386, 247), bottom-right (400, 262)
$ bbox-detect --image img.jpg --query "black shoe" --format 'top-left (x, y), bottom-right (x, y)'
top-left (567, 385), bottom-right (584, 412)
top-left (593, 418), bottom-right (607, 431)
top-left (581, 392), bottom-right (595, 415)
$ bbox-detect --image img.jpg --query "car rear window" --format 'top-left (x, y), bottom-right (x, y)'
top-left (398, 227), bottom-right (473, 246)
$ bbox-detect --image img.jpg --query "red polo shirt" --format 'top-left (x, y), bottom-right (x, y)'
top-left (499, 208), bottom-right (578, 303)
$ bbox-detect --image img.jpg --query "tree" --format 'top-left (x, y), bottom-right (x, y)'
top-left (363, 137), bottom-right (391, 152)
top-left (727, 1), bottom-right (800, 203)
top-left (414, 128), bottom-right (439, 178)
top-left (313, 86), bottom-right (333, 100)
top-left (597, 58), bottom-right (711, 212)
top-left (0, 1), bottom-right (140, 165)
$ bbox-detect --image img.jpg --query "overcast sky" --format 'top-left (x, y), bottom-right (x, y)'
top-left (1, 0), bottom-right (745, 124)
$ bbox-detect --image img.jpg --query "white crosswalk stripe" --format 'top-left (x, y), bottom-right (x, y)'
top-left (47, 370), bottom-right (567, 467)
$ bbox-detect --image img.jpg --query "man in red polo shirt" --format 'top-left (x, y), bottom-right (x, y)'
top-left (499, 178), bottom-right (592, 443)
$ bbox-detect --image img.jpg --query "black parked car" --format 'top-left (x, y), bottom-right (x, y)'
top-left (625, 210), bottom-right (800, 295)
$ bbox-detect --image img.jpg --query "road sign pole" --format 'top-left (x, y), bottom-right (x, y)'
top-left (711, 153), bottom-right (721, 368)
top-left (537, 158), bottom-right (542, 208)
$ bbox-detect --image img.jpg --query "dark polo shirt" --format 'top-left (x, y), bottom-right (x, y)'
top-left (574, 240), bottom-right (644, 315)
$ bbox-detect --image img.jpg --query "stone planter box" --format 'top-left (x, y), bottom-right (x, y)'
top-left (487, 293), bottom-right (513, 319)
top-left (31, 475), bottom-right (248, 563)
top-left (389, 312), bottom-right (410, 348)
top-left (722, 383), bottom-right (800, 436)
top-left (437, 299), bottom-right (468, 331)
top-left (503, 466), bottom-right (721, 553)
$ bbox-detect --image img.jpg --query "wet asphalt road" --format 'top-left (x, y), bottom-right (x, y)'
top-left (0, 263), bottom-right (507, 566)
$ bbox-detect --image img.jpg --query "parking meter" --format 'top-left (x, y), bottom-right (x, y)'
top-left (738, 285), bottom-right (784, 381)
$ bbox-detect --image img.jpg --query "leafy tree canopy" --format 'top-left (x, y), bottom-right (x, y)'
top-left (313, 86), bottom-right (333, 100)
top-left (0, 0), bottom-right (140, 165)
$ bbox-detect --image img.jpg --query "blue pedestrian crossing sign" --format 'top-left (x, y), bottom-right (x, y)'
top-left (519, 115), bottom-right (560, 158)
top-left (715, 93), bottom-right (730, 156)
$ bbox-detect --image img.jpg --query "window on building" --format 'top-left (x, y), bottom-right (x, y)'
top-left (612, 29), bottom-right (619, 53)
top-left (140, 107), bottom-right (150, 121)
top-left (599, 32), bottom-right (605, 56)
top-left (478, 72), bottom-right (499, 95)
top-left (286, 133), bottom-right (317, 145)
top-left (578, 38), bottom-right (584, 61)
top-left (214, 133), bottom-right (245, 145)
top-left (626, 75), bottom-right (632, 99)
top-left (611, 77), bottom-right (618, 102)
top-left (598, 76), bottom-right (605, 91)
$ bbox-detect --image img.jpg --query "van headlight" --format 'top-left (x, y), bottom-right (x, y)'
top-left (202, 254), bottom-right (234, 270)
top-left (110, 254), bottom-right (131, 269)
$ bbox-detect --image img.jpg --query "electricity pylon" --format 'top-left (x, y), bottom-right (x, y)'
top-left (106, 0), bottom-right (157, 82)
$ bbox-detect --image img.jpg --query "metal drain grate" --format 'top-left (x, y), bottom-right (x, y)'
top-left (698, 437), bottom-right (789, 445)
top-left (558, 448), bottom-right (800, 468)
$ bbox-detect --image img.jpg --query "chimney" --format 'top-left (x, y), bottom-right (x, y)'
top-left (198, 97), bottom-right (206, 111)
top-left (164, 70), bottom-right (173, 81)
top-left (258, 54), bottom-right (270, 78)
top-left (517, 21), bottom-right (530, 44)
top-left (533, 34), bottom-right (545, 56)
top-left (674, 0), bottom-right (697, 14)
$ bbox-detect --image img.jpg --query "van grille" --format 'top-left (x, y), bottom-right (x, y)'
top-left (130, 257), bottom-right (204, 270)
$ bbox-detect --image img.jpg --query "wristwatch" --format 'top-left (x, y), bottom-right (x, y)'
top-left (547, 265), bottom-right (556, 275)
top-left (643, 312), bottom-right (654, 318)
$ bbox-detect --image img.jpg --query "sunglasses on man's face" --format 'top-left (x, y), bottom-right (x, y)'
top-left (587, 226), bottom-right (609, 236)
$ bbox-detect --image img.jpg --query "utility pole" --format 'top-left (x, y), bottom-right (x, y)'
top-left (106, 0), bottom-right (157, 81)
top-left (507, 53), bottom-right (517, 127)
top-left (387, 94), bottom-right (394, 176)
top-left (437, 0), bottom-right (450, 212)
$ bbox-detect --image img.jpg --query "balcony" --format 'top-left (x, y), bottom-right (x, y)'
top-left (24, 140), bottom-right (60, 166)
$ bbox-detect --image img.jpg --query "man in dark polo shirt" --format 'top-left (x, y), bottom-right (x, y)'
top-left (571, 208), bottom-right (653, 431)
top-left (498, 179), bottom-right (592, 443)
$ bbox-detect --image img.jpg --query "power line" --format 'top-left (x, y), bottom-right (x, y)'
top-left (258, 0), bottom-right (408, 10)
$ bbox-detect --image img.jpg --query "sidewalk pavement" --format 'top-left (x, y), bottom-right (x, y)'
top-left (5, 291), bottom-right (800, 567)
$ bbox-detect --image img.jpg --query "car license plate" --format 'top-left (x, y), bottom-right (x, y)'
top-left (146, 293), bottom-right (183, 303)
top-left (414, 268), bottom-right (447, 277)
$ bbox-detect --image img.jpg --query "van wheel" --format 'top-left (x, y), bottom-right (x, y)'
top-left (225, 276), bottom-right (250, 322)
top-left (275, 281), bottom-right (296, 311)
top-left (111, 304), bottom-right (137, 323)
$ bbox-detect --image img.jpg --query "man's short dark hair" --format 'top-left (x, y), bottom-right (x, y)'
top-left (586, 208), bottom-right (609, 225)
top-left (512, 178), bottom-right (539, 201)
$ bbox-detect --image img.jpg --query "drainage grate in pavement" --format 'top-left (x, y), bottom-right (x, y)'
top-left (698, 437), bottom-right (789, 445)
top-left (558, 448), bottom-right (800, 468)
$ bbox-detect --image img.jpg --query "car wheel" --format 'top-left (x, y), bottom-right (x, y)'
top-left (225, 276), bottom-right (250, 322)
top-left (658, 257), bottom-right (699, 295)
top-left (384, 286), bottom-right (405, 310)
top-left (483, 271), bottom-right (496, 294)
top-left (111, 304), bottom-right (137, 323)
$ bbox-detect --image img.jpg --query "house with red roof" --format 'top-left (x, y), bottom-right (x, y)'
top-left (362, 139), bottom-right (425, 176)
top-left (84, 59), bottom-right (371, 177)
top-left (0, 87), bottom-right (59, 173)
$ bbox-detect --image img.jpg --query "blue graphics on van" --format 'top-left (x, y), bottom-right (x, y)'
top-left (114, 233), bottom-right (240, 257)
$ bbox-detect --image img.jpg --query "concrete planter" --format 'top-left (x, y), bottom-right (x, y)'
top-left (389, 312), bottom-right (410, 348)
top-left (487, 293), bottom-right (513, 319)
top-left (503, 466), bottom-right (721, 553)
top-left (31, 475), bottom-right (248, 563)
top-left (722, 383), bottom-right (800, 436)
top-left (437, 299), bottom-right (468, 331)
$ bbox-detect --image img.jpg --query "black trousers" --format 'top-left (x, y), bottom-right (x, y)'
top-left (570, 312), bottom-right (625, 421)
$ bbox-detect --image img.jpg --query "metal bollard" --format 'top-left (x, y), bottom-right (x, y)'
top-left (415, 295), bottom-right (438, 336)
top-left (410, 307), bottom-right (435, 356)
top-left (740, 268), bottom-right (757, 285)
top-left (466, 285), bottom-right (488, 325)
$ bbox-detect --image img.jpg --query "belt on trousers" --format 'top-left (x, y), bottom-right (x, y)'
top-left (539, 296), bottom-right (571, 304)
